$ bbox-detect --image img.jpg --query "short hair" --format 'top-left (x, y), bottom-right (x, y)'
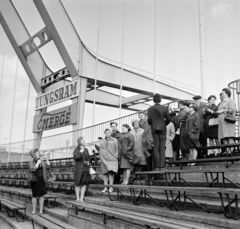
top-left (138, 111), bottom-right (146, 116)
top-left (222, 88), bottom-right (231, 97)
top-left (122, 124), bottom-right (131, 132)
top-left (208, 95), bottom-right (216, 101)
top-left (178, 100), bottom-right (185, 105)
top-left (77, 136), bottom-right (83, 142)
top-left (153, 93), bottom-right (161, 103)
top-left (184, 100), bottom-right (191, 107)
top-left (98, 137), bottom-right (103, 140)
top-left (104, 128), bottom-right (111, 133)
top-left (131, 119), bottom-right (140, 127)
top-left (110, 122), bottom-right (118, 127)
top-left (190, 102), bottom-right (198, 111)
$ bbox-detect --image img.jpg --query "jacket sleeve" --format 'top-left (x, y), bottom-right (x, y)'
top-left (85, 148), bottom-right (90, 163)
top-left (127, 133), bottom-right (134, 151)
top-left (29, 161), bottom-right (37, 172)
top-left (191, 114), bottom-right (200, 133)
top-left (179, 112), bottom-right (189, 122)
top-left (146, 127), bottom-right (153, 149)
top-left (115, 140), bottom-right (119, 158)
top-left (228, 100), bottom-right (236, 113)
top-left (73, 148), bottom-right (82, 161)
top-left (169, 124), bottom-right (175, 141)
top-left (147, 108), bottom-right (152, 125)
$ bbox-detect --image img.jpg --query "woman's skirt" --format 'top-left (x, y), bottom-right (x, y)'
top-left (31, 176), bottom-right (47, 197)
top-left (120, 155), bottom-right (134, 169)
top-left (74, 166), bottom-right (91, 186)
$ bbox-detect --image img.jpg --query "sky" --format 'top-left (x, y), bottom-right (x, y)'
top-left (0, 0), bottom-right (239, 145)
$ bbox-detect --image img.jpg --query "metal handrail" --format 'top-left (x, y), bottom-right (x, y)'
top-left (84, 44), bottom-right (213, 96)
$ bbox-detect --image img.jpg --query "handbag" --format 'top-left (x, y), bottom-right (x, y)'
top-left (224, 115), bottom-right (236, 123)
top-left (89, 167), bottom-right (96, 175)
top-left (209, 118), bottom-right (218, 126)
top-left (27, 173), bottom-right (37, 183)
top-left (224, 108), bottom-right (236, 123)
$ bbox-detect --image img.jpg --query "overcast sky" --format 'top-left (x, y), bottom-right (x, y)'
top-left (0, 0), bottom-right (239, 145)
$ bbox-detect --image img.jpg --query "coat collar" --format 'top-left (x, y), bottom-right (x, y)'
top-left (140, 119), bottom-right (147, 125)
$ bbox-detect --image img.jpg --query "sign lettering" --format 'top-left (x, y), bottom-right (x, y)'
top-left (33, 104), bottom-right (77, 133)
top-left (35, 80), bottom-right (79, 110)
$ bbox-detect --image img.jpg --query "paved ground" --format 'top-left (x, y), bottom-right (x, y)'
top-left (0, 218), bottom-right (13, 229)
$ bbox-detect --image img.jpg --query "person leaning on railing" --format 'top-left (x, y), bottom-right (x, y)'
top-left (216, 88), bottom-right (237, 156)
top-left (29, 149), bottom-right (50, 214)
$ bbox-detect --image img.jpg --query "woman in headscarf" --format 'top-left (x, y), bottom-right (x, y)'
top-left (73, 137), bottom-right (91, 201)
top-left (29, 149), bottom-right (50, 214)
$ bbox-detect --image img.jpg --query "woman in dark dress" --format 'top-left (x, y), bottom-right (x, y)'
top-left (73, 137), bottom-right (90, 201)
top-left (204, 95), bottom-right (220, 156)
top-left (29, 149), bottom-right (50, 214)
top-left (119, 124), bottom-right (134, 185)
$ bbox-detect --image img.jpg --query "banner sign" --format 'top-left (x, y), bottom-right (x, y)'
top-left (33, 104), bottom-right (77, 133)
top-left (35, 80), bottom-right (79, 110)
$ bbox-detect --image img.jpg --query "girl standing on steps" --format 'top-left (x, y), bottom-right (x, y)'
top-left (29, 149), bottom-right (51, 214)
top-left (73, 137), bottom-right (91, 201)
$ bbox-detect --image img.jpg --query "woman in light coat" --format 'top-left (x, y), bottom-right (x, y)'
top-left (97, 129), bottom-right (118, 193)
top-left (217, 88), bottom-right (236, 155)
top-left (130, 119), bottom-right (146, 182)
top-left (165, 122), bottom-right (175, 160)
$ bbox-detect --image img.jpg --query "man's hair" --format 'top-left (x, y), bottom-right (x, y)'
top-left (222, 88), bottom-right (231, 97)
top-left (110, 122), bottom-right (118, 127)
top-left (184, 100), bottom-right (191, 107)
top-left (98, 137), bottom-right (103, 140)
top-left (138, 110), bottom-right (147, 116)
top-left (153, 93), bottom-right (162, 103)
top-left (178, 100), bottom-right (185, 105)
top-left (104, 128), bottom-right (111, 133)
top-left (208, 95), bottom-right (216, 101)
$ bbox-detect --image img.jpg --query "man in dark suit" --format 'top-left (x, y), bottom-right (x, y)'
top-left (193, 95), bottom-right (208, 158)
top-left (148, 93), bottom-right (171, 170)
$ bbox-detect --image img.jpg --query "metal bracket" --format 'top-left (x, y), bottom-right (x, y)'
top-left (20, 27), bottom-right (52, 58)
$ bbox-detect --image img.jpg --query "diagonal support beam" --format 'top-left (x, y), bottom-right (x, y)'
top-left (0, 0), bottom-right (53, 93)
top-left (33, 0), bottom-right (79, 78)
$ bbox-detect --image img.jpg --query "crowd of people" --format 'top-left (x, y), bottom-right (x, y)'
top-left (89, 87), bottom-right (237, 191)
top-left (27, 87), bottom-right (237, 206)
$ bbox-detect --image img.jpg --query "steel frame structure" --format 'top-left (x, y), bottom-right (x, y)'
top-left (0, 0), bottom-right (195, 149)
